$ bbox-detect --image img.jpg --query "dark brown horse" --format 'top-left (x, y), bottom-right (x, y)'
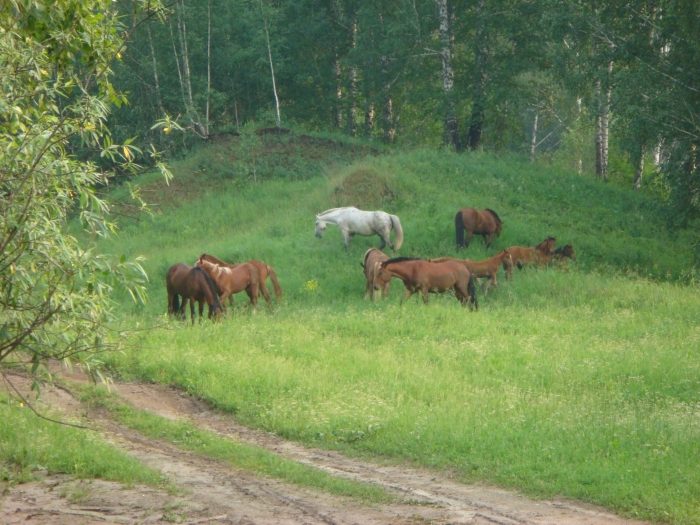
top-left (195, 257), bottom-right (260, 311)
top-left (375, 257), bottom-right (478, 309)
top-left (506, 236), bottom-right (556, 278)
top-left (199, 253), bottom-right (282, 308)
top-left (431, 249), bottom-right (513, 296)
top-left (455, 208), bottom-right (504, 249)
top-left (166, 263), bottom-right (223, 324)
top-left (360, 248), bottom-right (391, 300)
top-left (552, 244), bottom-right (576, 262)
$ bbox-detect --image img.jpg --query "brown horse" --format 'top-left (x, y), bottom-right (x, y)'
top-left (455, 208), bottom-right (504, 249)
top-left (431, 249), bottom-right (513, 296)
top-left (506, 236), bottom-right (556, 278)
top-left (375, 257), bottom-right (478, 309)
top-left (360, 248), bottom-right (391, 300)
top-left (195, 257), bottom-right (260, 311)
top-left (166, 263), bottom-right (223, 324)
top-left (199, 253), bottom-right (282, 308)
top-left (552, 244), bottom-right (576, 262)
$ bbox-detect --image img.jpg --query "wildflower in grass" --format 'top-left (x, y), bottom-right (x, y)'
top-left (301, 280), bottom-right (320, 293)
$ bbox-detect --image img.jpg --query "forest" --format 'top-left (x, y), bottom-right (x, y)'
top-left (112, 0), bottom-right (700, 225)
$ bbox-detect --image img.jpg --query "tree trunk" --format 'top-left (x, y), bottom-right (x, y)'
top-left (176, 1), bottom-right (206, 137)
top-left (333, 57), bottom-right (342, 129)
top-left (594, 77), bottom-right (604, 177)
top-left (365, 101), bottom-right (374, 137)
top-left (633, 143), bottom-right (645, 190)
top-left (467, 0), bottom-right (487, 150)
top-left (436, 0), bottom-right (461, 151)
top-left (347, 16), bottom-right (358, 137)
top-left (146, 23), bottom-right (165, 118)
top-left (595, 62), bottom-right (612, 180)
top-left (205, 0), bottom-right (211, 136)
top-left (653, 141), bottom-right (662, 165)
top-left (260, 0), bottom-right (281, 128)
top-left (530, 112), bottom-right (538, 162)
top-left (380, 55), bottom-right (394, 143)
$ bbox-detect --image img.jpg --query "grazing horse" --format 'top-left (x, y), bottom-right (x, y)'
top-left (195, 257), bottom-right (260, 311)
top-left (166, 263), bottom-right (223, 324)
top-left (375, 257), bottom-right (478, 309)
top-left (552, 244), bottom-right (576, 262)
top-left (506, 236), bottom-right (556, 279)
top-left (431, 249), bottom-right (513, 296)
top-left (455, 208), bottom-right (504, 249)
top-left (315, 207), bottom-right (404, 251)
top-left (199, 253), bottom-right (282, 308)
top-left (360, 248), bottom-right (390, 300)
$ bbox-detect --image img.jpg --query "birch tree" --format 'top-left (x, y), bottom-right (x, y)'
top-left (436, 0), bottom-right (461, 151)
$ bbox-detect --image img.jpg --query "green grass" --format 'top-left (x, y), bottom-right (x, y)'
top-left (95, 138), bottom-right (700, 523)
top-left (0, 393), bottom-right (164, 487)
top-left (80, 386), bottom-right (393, 503)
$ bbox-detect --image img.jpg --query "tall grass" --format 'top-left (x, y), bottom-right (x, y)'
top-left (98, 141), bottom-right (700, 523)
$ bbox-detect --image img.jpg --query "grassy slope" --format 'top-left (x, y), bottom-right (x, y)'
top-left (101, 136), bottom-right (700, 524)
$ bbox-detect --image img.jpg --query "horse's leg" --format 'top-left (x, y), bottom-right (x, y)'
top-left (378, 235), bottom-right (386, 250)
top-left (465, 230), bottom-right (473, 248)
top-left (342, 229), bottom-right (353, 251)
top-left (483, 277), bottom-right (492, 297)
top-left (455, 285), bottom-right (468, 306)
top-left (190, 298), bottom-right (195, 325)
top-left (198, 300), bottom-right (204, 323)
top-left (167, 292), bottom-right (174, 314)
top-left (421, 286), bottom-right (430, 304)
top-left (259, 280), bottom-right (272, 308)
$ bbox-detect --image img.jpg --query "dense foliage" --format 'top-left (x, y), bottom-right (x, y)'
top-left (0, 0), bottom-right (170, 376)
top-left (112, 0), bottom-right (700, 225)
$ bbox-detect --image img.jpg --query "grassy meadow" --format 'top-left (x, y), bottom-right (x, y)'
top-left (96, 135), bottom-right (700, 523)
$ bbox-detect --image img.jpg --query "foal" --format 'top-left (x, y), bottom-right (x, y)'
top-left (506, 237), bottom-right (556, 279)
top-left (375, 257), bottom-right (477, 309)
top-left (360, 248), bottom-right (390, 300)
top-left (195, 257), bottom-right (260, 311)
top-left (431, 249), bottom-right (513, 296)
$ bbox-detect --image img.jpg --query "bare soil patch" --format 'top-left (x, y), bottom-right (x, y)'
top-left (2, 373), bottom-right (651, 525)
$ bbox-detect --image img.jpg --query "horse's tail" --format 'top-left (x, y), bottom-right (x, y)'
top-left (389, 214), bottom-right (404, 251)
top-left (266, 265), bottom-right (283, 301)
top-left (455, 210), bottom-right (464, 249)
top-left (172, 293), bottom-right (180, 313)
top-left (195, 266), bottom-right (222, 315)
top-left (468, 273), bottom-right (478, 310)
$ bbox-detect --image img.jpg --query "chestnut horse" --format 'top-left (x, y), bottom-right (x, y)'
top-left (195, 257), bottom-right (260, 311)
top-left (455, 208), bottom-right (504, 249)
top-left (166, 263), bottom-right (223, 324)
top-left (360, 248), bottom-right (390, 300)
top-left (431, 249), bottom-right (513, 296)
top-left (506, 236), bottom-right (556, 278)
top-left (199, 253), bottom-right (282, 308)
top-left (375, 257), bottom-right (477, 309)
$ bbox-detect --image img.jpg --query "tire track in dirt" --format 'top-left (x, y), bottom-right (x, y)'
top-left (1, 373), bottom-right (652, 525)
top-left (110, 381), bottom-right (651, 525)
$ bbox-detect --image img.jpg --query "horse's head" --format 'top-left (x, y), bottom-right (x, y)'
top-left (315, 216), bottom-right (327, 238)
top-left (546, 236), bottom-right (556, 253)
top-left (563, 244), bottom-right (576, 260)
top-left (373, 261), bottom-right (392, 290)
top-left (495, 220), bottom-right (504, 237)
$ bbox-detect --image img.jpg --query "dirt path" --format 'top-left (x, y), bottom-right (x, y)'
top-left (1, 374), bottom-right (650, 525)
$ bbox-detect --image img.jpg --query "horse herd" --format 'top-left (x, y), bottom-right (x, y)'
top-left (166, 206), bottom-right (575, 323)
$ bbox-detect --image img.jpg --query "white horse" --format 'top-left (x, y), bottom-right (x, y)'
top-left (315, 207), bottom-right (404, 251)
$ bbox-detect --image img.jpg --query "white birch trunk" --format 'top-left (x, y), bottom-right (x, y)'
top-left (146, 23), bottom-right (165, 117)
top-left (205, 0), bottom-right (211, 136)
top-left (436, 0), bottom-right (461, 151)
top-left (333, 57), bottom-right (342, 129)
top-left (634, 144), bottom-right (645, 190)
top-left (347, 18), bottom-right (357, 137)
top-left (530, 112), bottom-right (538, 162)
top-left (260, 0), bottom-right (281, 128)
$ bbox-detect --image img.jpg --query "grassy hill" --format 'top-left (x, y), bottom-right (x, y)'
top-left (98, 133), bottom-right (700, 524)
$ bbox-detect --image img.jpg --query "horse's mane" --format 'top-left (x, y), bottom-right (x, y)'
top-left (554, 244), bottom-right (573, 254)
top-left (485, 208), bottom-right (503, 223)
top-left (201, 252), bottom-right (228, 265)
top-left (193, 266), bottom-right (221, 308)
top-left (317, 206), bottom-right (358, 217)
top-left (381, 257), bottom-right (422, 267)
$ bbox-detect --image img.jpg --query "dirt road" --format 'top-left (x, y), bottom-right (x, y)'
top-left (1, 375), bottom-right (649, 525)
